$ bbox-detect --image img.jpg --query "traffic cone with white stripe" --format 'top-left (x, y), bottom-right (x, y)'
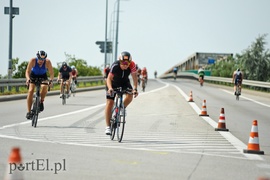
top-left (243, 120), bottom-right (264, 155)
top-left (215, 108), bottom-right (229, 131)
top-left (188, 91), bottom-right (194, 102)
top-left (199, 100), bottom-right (209, 116)
top-left (4, 147), bottom-right (24, 180)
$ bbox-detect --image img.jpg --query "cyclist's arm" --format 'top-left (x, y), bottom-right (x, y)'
top-left (106, 73), bottom-right (113, 90)
top-left (57, 72), bottom-right (62, 81)
top-left (131, 72), bottom-right (138, 91)
top-left (232, 72), bottom-right (235, 82)
top-left (25, 58), bottom-right (35, 83)
top-left (69, 71), bottom-right (73, 81)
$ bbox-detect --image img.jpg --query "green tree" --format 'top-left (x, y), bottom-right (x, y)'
top-left (13, 61), bottom-right (28, 78)
top-left (238, 34), bottom-right (270, 81)
top-left (64, 53), bottom-right (102, 76)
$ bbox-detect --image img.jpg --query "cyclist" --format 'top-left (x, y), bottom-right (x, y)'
top-left (103, 64), bottom-right (111, 88)
top-left (136, 64), bottom-right (141, 86)
top-left (173, 67), bottom-right (178, 79)
top-left (57, 62), bottom-right (72, 98)
top-left (232, 68), bottom-right (243, 95)
top-left (25, 50), bottom-right (54, 119)
top-left (198, 66), bottom-right (205, 85)
top-left (104, 51), bottom-right (139, 135)
top-left (154, 70), bottom-right (157, 79)
top-left (141, 67), bottom-right (148, 85)
top-left (71, 65), bottom-right (78, 85)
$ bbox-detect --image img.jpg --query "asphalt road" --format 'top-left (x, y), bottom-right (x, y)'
top-left (0, 78), bottom-right (270, 180)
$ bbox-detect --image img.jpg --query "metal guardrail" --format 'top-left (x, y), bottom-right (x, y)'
top-left (160, 72), bottom-right (270, 89)
top-left (0, 76), bottom-right (104, 93)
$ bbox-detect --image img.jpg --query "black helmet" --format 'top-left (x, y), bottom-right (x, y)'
top-left (237, 68), bottom-right (240, 71)
top-left (62, 62), bottom-right (67, 67)
top-left (119, 51), bottom-right (132, 61)
top-left (36, 50), bottom-right (47, 60)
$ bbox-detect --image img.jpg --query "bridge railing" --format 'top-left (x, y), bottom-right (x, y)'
top-left (160, 72), bottom-right (270, 90)
top-left (0, 76), bottom-right (104, 93)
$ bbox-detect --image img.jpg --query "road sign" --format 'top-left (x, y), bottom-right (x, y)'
top-left (4, 7), bottom-right (19, 15)
top-left (208, 58), bottom-right (215, 64)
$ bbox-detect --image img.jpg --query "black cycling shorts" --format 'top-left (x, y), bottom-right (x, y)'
top-left (30, 72), bottom-right (48, 83)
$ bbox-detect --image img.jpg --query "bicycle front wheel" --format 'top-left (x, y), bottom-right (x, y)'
top-left (62, 94), bottom-right (66, 105)
top-left (110, 117), bottom-right (116, 140)
top-left (117, 108), bottom-right (126, 142)
top-left (31, 97), bottom-right (39, 127)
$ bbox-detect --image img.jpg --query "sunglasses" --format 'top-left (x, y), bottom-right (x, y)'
top-left (38, 58), bottom-right (46, 61)
top-left (120, 60), bottom-right (130, 66)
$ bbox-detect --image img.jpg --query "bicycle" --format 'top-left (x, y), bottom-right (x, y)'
top-left (235, 80), bottom-right (241, 101)
top-left (70, 78), bottom-right (76, 97)
top-left (110, 87), bottom-right (131, 142)
top-left (29, 78), bottom-right (50, 128)
top-left (60, 80), bottom-right (69, 105)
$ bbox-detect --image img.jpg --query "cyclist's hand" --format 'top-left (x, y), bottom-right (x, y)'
top-left (108, 88), bottom-right (113, 96)
top-left (133, 89), bottom-right (138, 98)
top-left (49, 80), bottom-right (53, 87)
top-left (26, 79), bottom-right (30, 87)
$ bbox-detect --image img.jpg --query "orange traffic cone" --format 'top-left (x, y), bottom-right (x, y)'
top-left (4, 147), bottom-right (24, 180)
top-left (215, 108), bottom-right (229, 131)
top-left (188, 91), bottom-right (194, 102)
top-left (243, 120), bottom-right (264, 155)
top-left (199, 100), bottom-right (209, 116)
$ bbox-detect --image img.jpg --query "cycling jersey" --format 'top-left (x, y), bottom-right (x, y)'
top-left (71, 70), bottom-right (77, 76)
top-left (109, 60), bottom-right (136, 88)
top-left (31, 58), bottom-right (47, 75)
top-left (59, 66), bottom-right (72, 80)
top-left (198, 68), bottom-right (205, 76)
top-left (104, 67), bottom-right (110, 78)
top-left (141, 70), bottom-right (147, 78)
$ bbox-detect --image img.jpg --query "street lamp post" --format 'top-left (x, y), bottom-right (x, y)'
top-left (104, 0), bottom-right (108, 68)
top-left (114, 0), bottom-right (120, 61)
top-left (4, 0), bottom-right (19, 90)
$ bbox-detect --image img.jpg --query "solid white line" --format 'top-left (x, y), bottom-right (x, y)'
top-left (222, 89), bottom-right (270, 107)
top-left (0, 103), bottom-right (106, 129)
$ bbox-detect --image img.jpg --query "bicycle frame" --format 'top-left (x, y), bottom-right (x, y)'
top-left (30, 78), bottom-right (49, 128)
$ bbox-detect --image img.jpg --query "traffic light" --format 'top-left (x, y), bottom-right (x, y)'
top-left (95, 41), bottom-right (112, 53)
top-left (106, 41), bottom-right (112, 53)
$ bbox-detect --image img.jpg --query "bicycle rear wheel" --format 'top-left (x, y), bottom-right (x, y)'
top-left (117, 107), bottom-right (126, 142)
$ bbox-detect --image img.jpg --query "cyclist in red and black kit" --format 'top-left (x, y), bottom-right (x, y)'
top-left (104, 51), bottom-right (139, 135)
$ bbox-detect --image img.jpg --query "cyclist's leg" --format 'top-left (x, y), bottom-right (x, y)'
top-left (60, 79), bottom-right (64, 96)
top-left (40, 84), bottom-right (48, 100)
top-left (26, 83), bottom-right (35, 114)
top-left (234, 79), bottom-right (237, 94)
top-left (66, 80), bottom-right (71, 94)
top-left (105, 99), bottom-right (114, 127)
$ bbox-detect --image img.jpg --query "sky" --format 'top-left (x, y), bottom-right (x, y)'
top-left (1, 0), bottom-right (270, 78)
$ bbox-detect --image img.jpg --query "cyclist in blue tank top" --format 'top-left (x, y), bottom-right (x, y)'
top-left (25, 50), bottom-right (54, 119)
